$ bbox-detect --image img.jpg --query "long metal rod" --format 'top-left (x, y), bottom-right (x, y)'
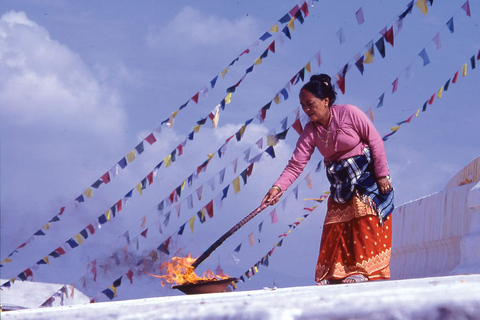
top-left (190, 192), bottom-right (283, 271)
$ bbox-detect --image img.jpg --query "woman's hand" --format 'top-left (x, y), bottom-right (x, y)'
top-left (377, 176), bottom-right (392, 194)
top-left (261, 186), bottom-right (283, 206)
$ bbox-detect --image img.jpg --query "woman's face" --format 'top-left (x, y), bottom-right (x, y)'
top-left (299, 90), bottom-right (330, 123)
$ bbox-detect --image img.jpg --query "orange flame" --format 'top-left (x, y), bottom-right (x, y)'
top-left (149, 253), bottom-right (230, 287)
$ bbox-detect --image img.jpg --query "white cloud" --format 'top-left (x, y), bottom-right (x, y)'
top-left (146, 6), bottom-right (258, 54)
top-left (0, 11), bottom-right (129, 251)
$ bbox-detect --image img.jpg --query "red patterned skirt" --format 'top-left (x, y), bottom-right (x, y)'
top-left (315, 195), bottom-right (392, 283)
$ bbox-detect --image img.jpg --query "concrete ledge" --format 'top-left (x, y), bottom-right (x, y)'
top-left (3, 275), bottom-right (480, 319)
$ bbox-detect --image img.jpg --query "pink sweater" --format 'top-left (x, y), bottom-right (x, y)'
top-left (274, 104), bottom-right (390, 191)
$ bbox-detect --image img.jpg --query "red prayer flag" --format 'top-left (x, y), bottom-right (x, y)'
top-left (300, 2), bottom-right (309, 17)
top-left (141, 229), bottom-right (148, 238)
top-left (177, 144), bottom-right (183, 156)
top-left (292, 118), bottom-right (303, 135)
top-left (383, 26), bottom-right (394, 47)
top-left (24, 268), bottom-right (33, 279)
top-left (126, 270), bottom-right (134, 284)
top-left (100, 172), bottom-right (111, 184)
top-left (428, 93), bottom-right (435, 104)
top-left (205, 200), bottom-right (214, 218)
top-left (462, 1), bottom-right (471, 17)
top-left (452, 71), bottom-right (459, 83)
top-left (87, 224), bottom-right (96, 235)
top-left (55, 247), bottom-right (66, 255)
top-left (355, 7), bottom-right (365, 25)
top-left (267, 41), bottom-right (276, 53)
top-left (191, 92), bottom-right (200, 104)
top-left (144, 133), bottom-right (157, 145)
top-left (116, 200), bottom-right (122, 213)
top-left (392, 78), bottom-right (399, 93)
top-left (337, 75), bottom-right (346, 94)
top-left (247, 163), bottom-right (254, 177)
top-left (147, 172), bottom-right (154, 185)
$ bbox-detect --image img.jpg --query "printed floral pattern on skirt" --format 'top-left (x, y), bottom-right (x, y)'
top-left (315, 195), bottom-right (392, 282)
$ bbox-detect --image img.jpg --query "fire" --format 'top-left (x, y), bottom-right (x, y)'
top-left (149, 253), bottom-right (230, 287)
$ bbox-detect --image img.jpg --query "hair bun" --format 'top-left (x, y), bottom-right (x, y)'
top-left (310, 74), bottom-right (331, 86)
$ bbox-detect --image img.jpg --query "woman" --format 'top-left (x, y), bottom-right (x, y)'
top-left (261, 74), bottom-right (394, 284)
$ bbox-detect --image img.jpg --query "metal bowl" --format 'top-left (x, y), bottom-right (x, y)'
top-left (172, 278), bottom-right (237, 295)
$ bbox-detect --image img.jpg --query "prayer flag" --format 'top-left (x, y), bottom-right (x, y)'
top-left (471, 56), bottom-right (476, 69)
top-left (315, 51), bottom-right (322, 67)
top-left (392, 78), bottom-right (399, 94)
top-left (292, 118), bottom-right (303, 135)
top-left (287, 18), bottom-right (295, 31)
top-left (462, 63), bottom-right (467, 77)
top-left (364, 42), bottom-right (374, 64)
top-left (419, 49), bottom-right (430, 66)
top-left (336, 27), bottom-right (345, 45)
top-left (270, 209), bottom-right (278, 224)
top-left (355, 56), bottom-right (365, 74)
top-left (452, 71), bottom-right (459, 83)
top-left (428, 93), bottom-right (435, 104)
top-left (232, 177), bottom-right (241, 194)
top-left (446, 18), bottom-right (454, 33)
top-left (265, 146), bottom-right (276, 158)
top-left (355, 7), bottom-right (365, 25)
top-left (141, 229), bottom-right (148, 238)
top-left (249, 233), bottom-right (255, 246)
top-left (376, 93), bottom-right (385, 108)
top-left (437, 86), bottom-right (443, 98)
top-left (135, 142), bottom-right (144, 155)
top-left (189, 215), bottom-right (196, 232)
top-left (83, 188), bottom-right (93, 199)
top-left (375, 38), bottom-right (386, 58)
top-left (462, 1), bottom-right (471, 17)
top-left (415, 0), bottom-right (428, 15)
top-left (433, 33), bottom-right (441, 50)
top-left (383, 26), bottom-right (394, 47)
top-left (191, 92), bottom-right (200, 104)
top-left (126, 150), bottom-right (136, 163)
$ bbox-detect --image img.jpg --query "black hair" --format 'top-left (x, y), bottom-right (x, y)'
top-left (300, 74), bottom-right (337, 106)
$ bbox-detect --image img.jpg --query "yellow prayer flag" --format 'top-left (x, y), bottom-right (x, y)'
top-left (391, 126), bottom-right (401, 132)
top-left (43, 223), bottom-right (50, 230)
top-left (288, 18), bottom-right (295, 31)
top-left (212, 107), bottom-right (220, 128)
top-left (207, 153), bottom-right (215, 161)
top-left (306, 62), bottom-right (311, 73)
top-left (437, 86), bottom-right (443, 98)
top-left (135, 183), bottom-right (143, 195)
top-left (238, 125), bottom-right (246, 138)
top-left (415, 0), bottom-right (428, 16)
top-left (415, 108), bottom-right (421, 117)
top-left (225, 93), bottom-right (232, 104)
top-left (364, 47), bottom-right (374, 64)
top-left (43, 256), bottom-right (49, 265)
top-left (171, 110), bottom-right (179, 119)
top-left (83, 187), bottom-right (93, 199)
top-left (254, 265), bottom-right (259, 273)
top-left (232, 177), bottom-right (241, 194)
top-left (110, 285), bottom-right (117, 298)
top-left (193, 124), bottom-right (201, 133)
top-left (274, 94), bottom-right (280, 105)
top-left (189, 215), bottom-right (195, 233)
top-left (106, 209), bottom-right (112, 221)
top-left (164, 154), bottom-right (172, 168)
top-left (10, 277), bottom-right (16, 284)
top-left (126, 150), bottom-right (136, 163)
top-left (270, 23), bottom-right (279, 33)
top-left (254, 57), bottom-right (263, 65)
top-left (462, 63), bottom-right (467, 76)
top-left (306, 173), bottom-right (312, 188)
top-left (1, 257), bottom-right (13, 264)
top-left (267, 135), bottom-right (279, 146)
top-left (220, 67), bottom-right (228, 78)
top-left (74, 233), bottom-right (84, 245)
top-left (181, 180), bottom-right (186, 190)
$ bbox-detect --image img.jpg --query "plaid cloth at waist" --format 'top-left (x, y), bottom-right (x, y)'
top-left (326, 147), bottom-right (394, 224)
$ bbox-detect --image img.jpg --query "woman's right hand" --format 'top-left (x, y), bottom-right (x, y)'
top-left (261, 186), bottom-right (282, 206)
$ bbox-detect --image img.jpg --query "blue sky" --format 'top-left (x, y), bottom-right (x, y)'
top-left (1, 0), bottom-right (479, 301)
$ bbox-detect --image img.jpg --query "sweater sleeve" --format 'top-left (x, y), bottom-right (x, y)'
top-left (347, 105), bottom-right (390, 178)
top-left (273, 122), bottom-right (316, 191)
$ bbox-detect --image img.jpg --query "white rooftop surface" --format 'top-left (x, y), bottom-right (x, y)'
top-left (3, 274), bottom-right (480, 319)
